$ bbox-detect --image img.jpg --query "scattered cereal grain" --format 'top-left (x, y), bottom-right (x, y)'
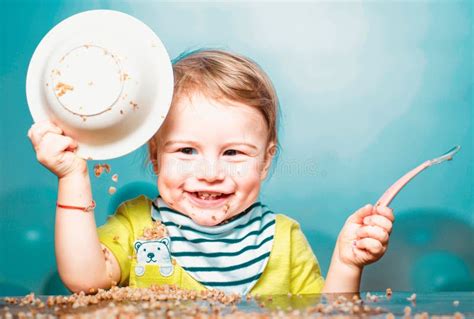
top-left (108, 186), bottom-right (117, 195)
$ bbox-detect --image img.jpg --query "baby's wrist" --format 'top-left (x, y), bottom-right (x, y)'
top-left (58, 166), bottom-right (89, 182)
top-left (334, 242), bottom-right (364, 274)
top-left (335, 256), bottom-right (364, 277)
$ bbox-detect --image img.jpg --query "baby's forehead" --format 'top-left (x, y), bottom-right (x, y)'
top-left (163, 93), bottom-right (268, 141)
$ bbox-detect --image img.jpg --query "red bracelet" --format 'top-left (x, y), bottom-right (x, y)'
top-left (57, 200), bottom-right (96, 212)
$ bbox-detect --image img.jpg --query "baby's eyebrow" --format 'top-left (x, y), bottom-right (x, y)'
top-left (164, 140), bottom-right (199, 147)
top-left (164, 140), bottom-right (258, 150)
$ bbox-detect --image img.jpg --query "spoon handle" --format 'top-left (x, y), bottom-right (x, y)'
top-left (375, 160), bottom-right (431, 208)
top-left (375, 145), bottom-right (461, 208)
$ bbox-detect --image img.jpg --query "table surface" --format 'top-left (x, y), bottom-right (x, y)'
top-left (1, 291), bottom-right (473, 318)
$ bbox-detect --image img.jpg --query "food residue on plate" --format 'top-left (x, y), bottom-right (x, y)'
top-left (112, 174), bottom-right (119, 182)
top-left (129, 101), bottom-right (139, 111)
top-left (54, 82), bottom-right (74, 97)
top-left (121, 73), bottom-right (130, 81)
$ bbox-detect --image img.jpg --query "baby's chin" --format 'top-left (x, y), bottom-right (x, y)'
top-left (188, 209), bottom-right (230, 227)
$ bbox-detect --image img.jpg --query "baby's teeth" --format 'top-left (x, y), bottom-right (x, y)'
top-left (196, 192), bottom-right (222, 200)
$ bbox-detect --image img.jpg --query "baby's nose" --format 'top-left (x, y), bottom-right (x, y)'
top-left (147, 252), bottom-right (155, 259)
top-left (196, 160), bottom-right (226, 182)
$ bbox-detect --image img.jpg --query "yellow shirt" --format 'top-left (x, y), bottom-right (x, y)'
top-left (98, 195), bottom-right (324, 295)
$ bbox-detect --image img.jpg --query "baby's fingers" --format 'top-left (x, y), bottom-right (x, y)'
top-left (355, 238), bottom-right (384, 256)
top-left (363, 214), bottom-right (393, 234)
top-left (35, 134), bottom-right (77, 168)
top-left (375, 206), bottom-right (395, 222)
top-left (40, 133), bottom-right (77, 156)
top-left (28, 121), bottom-right (63, 148)
top-left (356, 225), bottom-right (389, 244)
top-left (347, 204), bottom-right (374, 224)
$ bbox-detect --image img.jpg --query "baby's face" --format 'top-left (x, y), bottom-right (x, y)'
top-left (154, 93), bottom-right (274, 226)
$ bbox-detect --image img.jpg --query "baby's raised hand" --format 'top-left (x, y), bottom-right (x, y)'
top-left (336, 204), bottom-right (394, 269)
top-left (28, 121), bottom-right (86, 179)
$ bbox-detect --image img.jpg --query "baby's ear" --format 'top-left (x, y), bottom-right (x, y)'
top-left (134, 241), bottom-right (143, 251)
top-left (261, 142), bottom-right (277, 180)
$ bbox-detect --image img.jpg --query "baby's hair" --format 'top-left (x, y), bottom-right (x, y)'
top-left (148, 48), bottom-right (280, 175)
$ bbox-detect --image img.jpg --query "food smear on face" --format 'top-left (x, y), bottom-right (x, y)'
top-left (223, 203), bottom-right (230, 215)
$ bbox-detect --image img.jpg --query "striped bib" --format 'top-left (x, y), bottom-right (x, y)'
top-left (151, 196), bottom-right (276, 295)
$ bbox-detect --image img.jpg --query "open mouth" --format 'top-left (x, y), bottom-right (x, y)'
top-left (186, 191), bottom-right (232, 208)
top-left (192, 191), bottom-right (230, 200)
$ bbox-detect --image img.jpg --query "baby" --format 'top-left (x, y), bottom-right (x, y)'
top-left (28, 49), bottom-right (394, 295)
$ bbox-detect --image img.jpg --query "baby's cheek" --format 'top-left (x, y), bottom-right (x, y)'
top-left (229, 161), bottom-right (261, 179)
top-left (161, 158), bottom-right (194, 177)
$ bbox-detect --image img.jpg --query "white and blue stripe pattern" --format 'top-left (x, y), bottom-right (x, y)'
top-left (151, 196), bottom-right (276, 295)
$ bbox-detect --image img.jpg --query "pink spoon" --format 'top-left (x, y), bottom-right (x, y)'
top-left (375, 145), bottom-right (461, 208)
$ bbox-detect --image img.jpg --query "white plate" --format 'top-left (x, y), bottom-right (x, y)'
top-left (26, 10), bottom-right (173, 160)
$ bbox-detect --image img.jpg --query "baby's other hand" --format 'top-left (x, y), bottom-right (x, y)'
top-left (336, 204), bottom-right (394, 269)
top-left (28, 121), bottom-right (86, 179)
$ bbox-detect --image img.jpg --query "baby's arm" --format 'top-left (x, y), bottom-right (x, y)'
top-left (28, 121), bottom-right (120, 292)
top-left (322, 204), bottom-right (394, 293)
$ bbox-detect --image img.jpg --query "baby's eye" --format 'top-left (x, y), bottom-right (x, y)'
top-left (178, 147), bottom-right (197, 155)
top-left (223, 149), bottom-right (242, 156)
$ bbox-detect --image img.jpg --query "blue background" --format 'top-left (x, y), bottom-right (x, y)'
top-left (0, 0), bottom-right (472, 295)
